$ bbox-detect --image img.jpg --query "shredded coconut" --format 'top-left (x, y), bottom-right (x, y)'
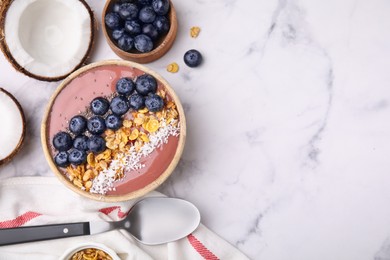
top-left (90, 120), bottom-right (180, 195)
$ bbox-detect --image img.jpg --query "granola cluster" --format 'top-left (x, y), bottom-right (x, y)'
top-left (70, 248), bottom-right (113, 260)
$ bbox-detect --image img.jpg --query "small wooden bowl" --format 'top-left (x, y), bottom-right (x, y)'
top-left (41, 60), bottom-right (186, 202)
top-left (0, 88), bottom-right (26, 167)
top-left (102, 0), bottom-right (178, 64)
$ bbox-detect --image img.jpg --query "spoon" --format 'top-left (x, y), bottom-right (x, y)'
top-left (0, 197), bottom-right (201, 246)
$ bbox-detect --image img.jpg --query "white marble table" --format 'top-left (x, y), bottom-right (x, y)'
top-left (2, 0), bottom-right (390, 259)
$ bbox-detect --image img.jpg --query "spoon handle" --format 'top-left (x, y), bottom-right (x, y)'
top-left (0, 222), bottom-right (90, 246)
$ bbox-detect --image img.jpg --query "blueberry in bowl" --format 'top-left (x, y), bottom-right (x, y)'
top-left (87, 116), bottom-right (107, 135)
top-left (90, 97), bottom-right (110, 116)
top-left (102, 0), bottom-right (177, 63)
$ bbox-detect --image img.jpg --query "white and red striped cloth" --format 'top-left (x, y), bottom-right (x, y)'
top-left (0, 177), bottom-right (249, 260)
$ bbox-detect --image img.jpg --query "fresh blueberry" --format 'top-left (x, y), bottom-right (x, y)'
top-left (145, 94), bottom-right (164, 112)
top-left (73, 135), bottom-right (89, 151)
top-left (142, 24), bottom-right (159, 40)
top-left (105, 12), bottom-right (121, 29)
top-left (69, 115), bottom-right (87, 135)
top-left (116, 77), bottom-right (135, 96)
top-left (134, 34), bottom-right (153, 53)
top-left (152, 0), bottom-right (170, 15)
top-left (53, 131), bottom-right (73, 152)
top-left (68, 149), bottom-right (87, 165)
top-left (124, 20), bottom-right (142, 35)
top-left (90, 97), bottom-right (110, 116)
top-left (184, 49), bottom-right (203, 68)
top-left (105, 114), bottom-right (123, 130)
top-left (135, 74), bottom-right (157, 95)
top-left (87, 116), bottom-right (106, 135)
top-left (139, 6), bottom-right (156, 23)
top-left (110, 96), bottom-right (129, 115)
top-left (88, 135), bottom-right (106, 154)
top-left (54, 151), bottom-right (69, 168)
top-left (113, 3), bottom-right (121, 13)
top-left (138, 0), bottom-right (152, 5)
top-left (153, 16), bottom-right (170, 34)
top-left (118, 34), bottom-right (134, 51)
top-left (129, 93), bottom-right (146, 110)
top-left (118, 3), bottom-right (139, 20)
top-left (112, 28), bottom-right (125, 40)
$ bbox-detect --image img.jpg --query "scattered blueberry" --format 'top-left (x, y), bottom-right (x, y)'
top-left (110, 96), bottom-right (130, 115)
top-left (116, 77), bottom-right (135, 96)
top-left (90, 97), bottom-right (110, 116)
top-left (118, 34), bottom-right (134, 51)
top-left (69, 115), bottom-right (87, 135)
top-left (134, 34), bottom-right (153, 53)
top-left (129, 94), bottom-right (146, 110)
top-left (68, 149), bottom-right (87, 165)
top-left (112, 28), bottom-right (125, 40)
top-left (139, 6), bottom-right (156, 23)
top-left (145, 94), bottom-right (164, 112)
top-left (184, 49), bottom-right (203, 68)
top-left (142, 24), bottom-right (159, 40)
top-left (135, 74), bottom-right (157, 95)
top-left (105, 114), bottom-right (123, 130)
top-left (124, 20), bottom-right (142, 35)
top-left (105, 12), bottom-right (121, 29)
top-left (87, 116), bottom-right (106, 135)
top-left (53, 132), bottom-right (73, 152)
top-left (88, 135), bottom-right (106, 154)
top-left (153, 15), bottom-right (170, 34)
top-left (73, 135), bottom-right (89, 151)
top-left (118, 3), bottom-right (139, 20)
top-left (54, 151), bottom-right (69, 168)
top-left (152, 0), bottom-right (170, 15)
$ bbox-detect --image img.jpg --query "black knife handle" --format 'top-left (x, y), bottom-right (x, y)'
top-left (0, 222), bottom-right (90, 246)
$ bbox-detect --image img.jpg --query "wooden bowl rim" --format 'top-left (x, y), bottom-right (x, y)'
top-left (0, 87), bottom-right (26, 167)
top-left (101, 0), bottom-right (177, 62)
top-left (41, 60), bottom-right (186, 202)
top-left (0, 0), bottom-right (96, 82)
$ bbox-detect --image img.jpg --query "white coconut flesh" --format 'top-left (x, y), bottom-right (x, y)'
top-left (4, 0), bottom-right (92, 78)
top-left (0, 90), bottom-right (24, 161)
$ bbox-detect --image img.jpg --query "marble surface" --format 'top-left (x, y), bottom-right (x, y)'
top-left (1, 0), bottom-right (390, 259)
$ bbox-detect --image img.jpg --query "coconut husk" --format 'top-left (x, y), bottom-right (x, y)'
top-left (0, 0), bottom-right (96, 82)
top-left (0, 87), bottom-right (26, 167)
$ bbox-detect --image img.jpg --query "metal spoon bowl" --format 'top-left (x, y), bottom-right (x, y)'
top-left (0, 197), bottom-right (201, 246)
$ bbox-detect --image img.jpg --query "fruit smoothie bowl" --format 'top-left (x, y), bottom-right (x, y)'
top-left (41, 60), bottom-right (186, 202)
top-left (102, 0), bottom-right (177, 63)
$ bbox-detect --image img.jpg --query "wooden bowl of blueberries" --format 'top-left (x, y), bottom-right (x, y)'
top-left (102, 0), bottom-right (177, 63)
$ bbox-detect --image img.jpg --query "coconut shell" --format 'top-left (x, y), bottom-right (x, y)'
top-left (0, 0), bottom-right (96, 82)
top-left (0, 87), bottom-right (26, 167)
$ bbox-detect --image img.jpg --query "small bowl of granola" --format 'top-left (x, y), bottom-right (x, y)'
top-left (60, 242), bottom-right (120, 260)
top-left (41, 60), bottom-right (186, 202)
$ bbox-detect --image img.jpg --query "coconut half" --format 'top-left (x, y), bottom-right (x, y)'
top-left (0, 88), bottom-right (26, 166)
top-left (0, 0), bottom-right (95, 81)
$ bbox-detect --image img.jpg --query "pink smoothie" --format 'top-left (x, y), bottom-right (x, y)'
top-left (46, 64), bottom-right (179, 195)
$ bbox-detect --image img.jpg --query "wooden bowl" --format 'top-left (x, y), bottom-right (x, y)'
top-left (41, 60), bottom-right (186, 202)
top-left (0, 88), bottom-right (26, 167)
top-left (102, 0), bottom-right (177, 64)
